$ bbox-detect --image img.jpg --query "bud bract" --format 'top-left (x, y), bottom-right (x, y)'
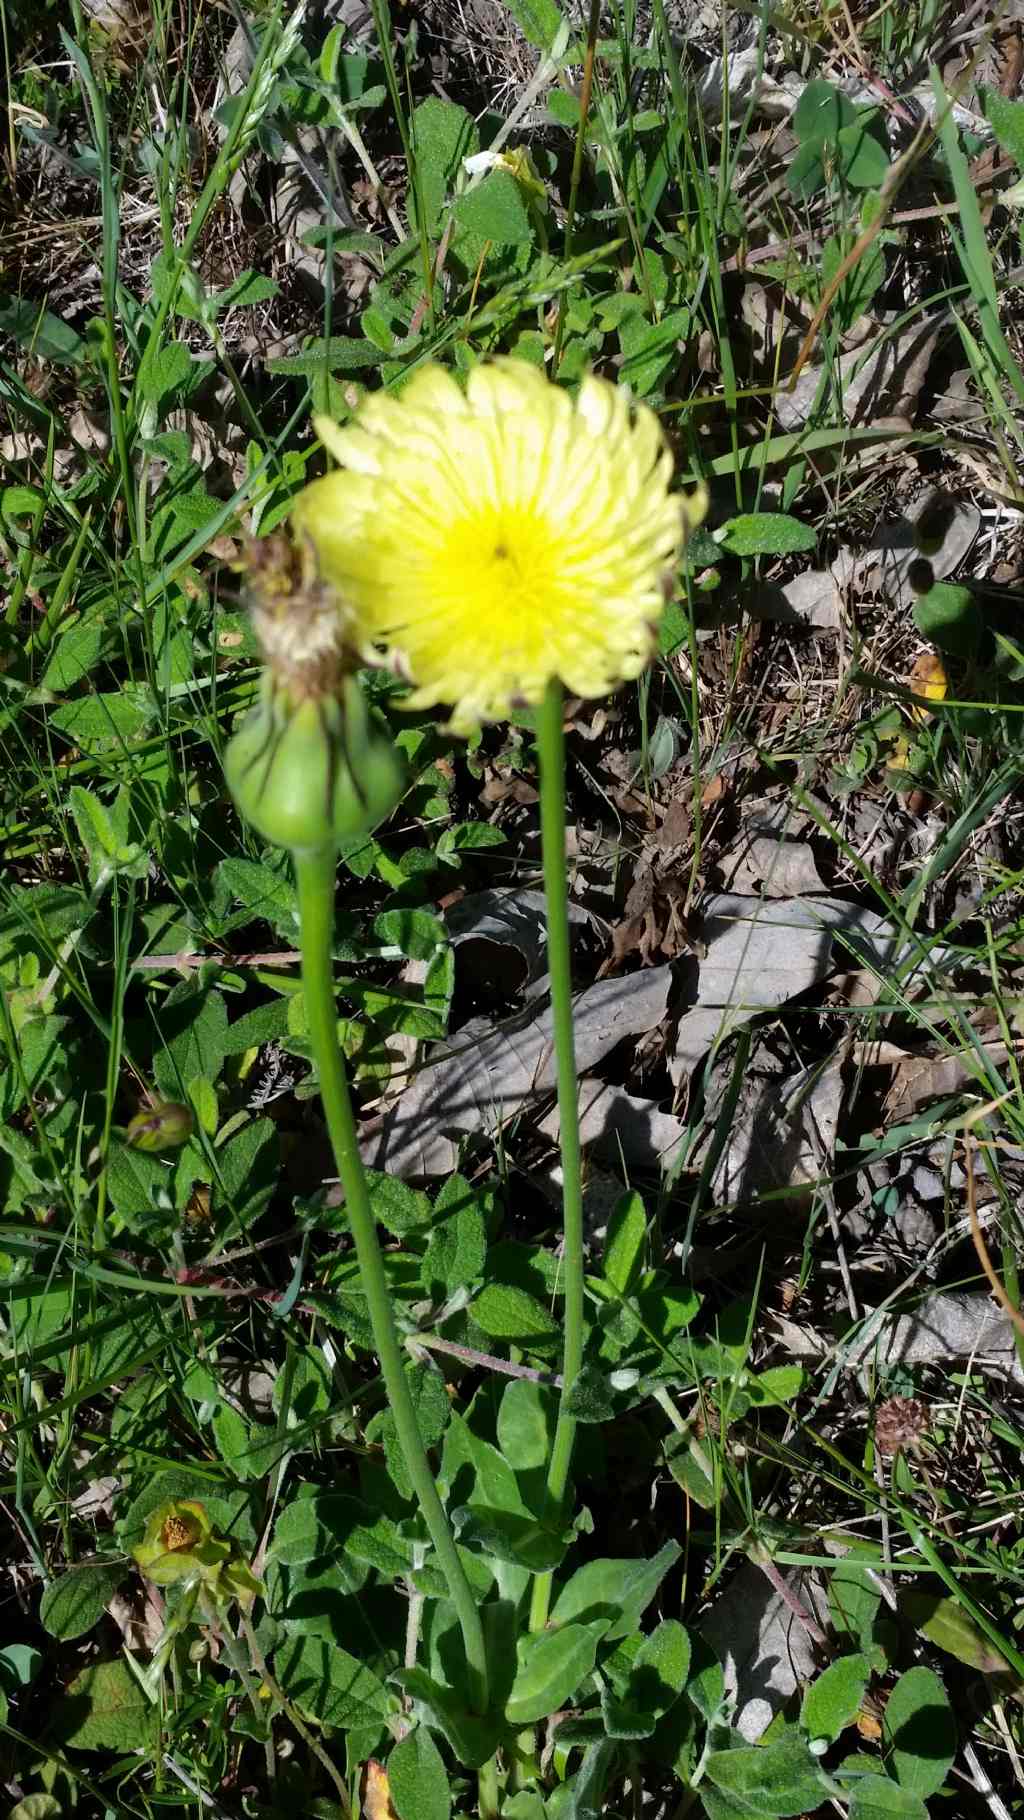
top-left (225, 674), bottom-right (404, 854)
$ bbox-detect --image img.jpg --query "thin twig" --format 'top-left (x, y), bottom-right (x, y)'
top-left (132, 948), bottom-right (302, 971)
top-left (409, 1331), bottom-right (562, 1386)
top-left (966, 1139), bottom-right (1024, 1338)
top-left (238, 1607), bottom-right (352, 1814)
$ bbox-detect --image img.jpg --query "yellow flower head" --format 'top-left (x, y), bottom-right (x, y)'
top-left (291, 358), bottom-right (707, 733)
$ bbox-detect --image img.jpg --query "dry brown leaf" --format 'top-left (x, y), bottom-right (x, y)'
top-left (884, 1040), bottom-right (1010, 1120)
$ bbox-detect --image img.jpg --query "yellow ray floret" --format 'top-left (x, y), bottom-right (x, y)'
top-left (292, 357), bottom-right (707, 733)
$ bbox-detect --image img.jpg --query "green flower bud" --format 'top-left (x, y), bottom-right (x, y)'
top-left (225, 674), bottom-right (404, 853)
top-left (126, 1100), bottom-right (194, 1152)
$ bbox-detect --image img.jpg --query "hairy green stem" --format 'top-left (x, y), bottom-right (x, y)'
top-left (529, 681), bottom-right (586, 1632)
top-left (293, 847), bottom-right (489, 1712)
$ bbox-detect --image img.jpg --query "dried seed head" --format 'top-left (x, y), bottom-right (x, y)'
top-left (243, 533), bottom-right (355, 703)
top-left (875, 1395), bottom-right (929, 1457)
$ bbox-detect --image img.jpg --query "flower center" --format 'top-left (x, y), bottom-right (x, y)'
top-left (161, 1512), bottom-right (200, 1552)
top-left (436, 509), bottom-right (557, 629)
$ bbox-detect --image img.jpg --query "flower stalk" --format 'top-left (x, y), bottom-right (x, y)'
top-left (528, 680), bottom-right (585, 1633)
top-left (294, 844), bottom-right (490, 1713)
top-left (224, 534), bottom-right (488, 1714)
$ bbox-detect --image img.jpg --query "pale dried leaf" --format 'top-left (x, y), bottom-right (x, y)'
top-left (446, 888), bottom-right (593, 993)
top-left (365, 967), bottom-right (673, 1177)
top-left (701, 1562), bottom-right (832, 1743)
top-left (737, 837), bottom-right (826, 898)
top-left (668, 895), bottom-right (901, 1087)
top-left (70, 1475), bottom-right (120, 1520)
top-left (755, 567), bottom-right (844, 630)
top-left (535, 1079), bottom-right (686, 1172)
top-left (710, 1058), bottom-right (844, 1202)
top-left (775, 1290), bottom-right (1024, 1382)
top-left (773, 317), bottom-right (940, 433)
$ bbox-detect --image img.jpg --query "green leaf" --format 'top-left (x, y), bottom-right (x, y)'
top-left (0, 295), bottom-right (85, 364)
top-left (266, 335), bottom-right (384, 376)
top-left (275, 1633), bottom-right (392, 1729)
top-left (686, 1636), bottom-right (726, 1722)
top-left (793, 79), bottom-right (856, 147)
top-left (389, 1725), bottom-right (452, 1820)
top-left (497, 1378), bottom-right (555, 1473)
top-left (470, 1282), bottom-right (558, 1346)
top-left (424, 1182), bottom-right (487, 1296)
top-left (366, 1170), bottom-right (433, 1237)
top-left (49, 1659), bottom-right (158, 1752)
top-left (882, 1665), bottom-right (955, 1796)
top-left (744, 1366), bottom-right (805, 1407)
top-left (217, 854), bottom-right (299, 940)
top-left (618, 307), bottom-right (690, 397)
top-left (139, 340), bottom-right (193, 407)
top-left (505, 1619), bottom-right (609, 1725)
top-left (40, 1563), bottom-right (128, 1641)
top-left (801, 1653), bottom-right (872, 1745)
top-left (8, 1796), bottom-right (62, 1820)
top-left (562, 1364), bottom-right (616, 1423)
top-left (498, 0), bottom-right (563, 48)
top-left (69, 784), bottom-right (146, 884)
top-left (455, 171), bottom-right (534, 244)
top-left (829, 1552), bottom-right (882, 1645)
top-left (411, 98), bottom-right (478, 238)
top-left (452, 1506), bottom-right (567, 1571)
top-left (374, 908), bottom-right (446, 960)
top-left (367, 1362), bottom-right (451, 1501)
top-left (556, 1737), bottom-right (617, 1820)
top-left (0, 1644), bottom-right (42, 1696)
top-left (213, 1115), bottom-right (279, 1227)
top-left (52, 684), bottom-right (151, 746)
top-left (913, 581), bottom-right (980, 657)
top-left (601, 1620), bottom-right (691, 1739)
top-left (900, 1588), bottom-right (1014, 1676)
top-left (271, 1493), bottom-right (412, 1579)
top-left (982, 86), bottom-right (1024, 169)
top-left (704, 1740), bottom-right (830, 1816)
top-left (441, 1408), bottom-right (531, 1516)
top-left (821, 228), bottom-right (885, 331)
top-left (551, 1542), bottom-right (681, 1641)
top-left (217, 269), bottom-right (281, 311)
top-left (837, 119), bottom-right (890, 188)
top-left (224, 997), bottom-right (292, 1054)
top-left (846, 1776), bottom-right (929, 1820)
top-left (603, 1190), bottom-right (647, 1295)
top-left (394, 1666), bottom-right (500, 1767)
top-left (717, 514), bottom-right (816, 557)
top-left (41, 621), bottom-right (105, 692)
top-left (785, 140), bottom-right (825, 199)
top-left (154, 986), bottom-right (228, 1100)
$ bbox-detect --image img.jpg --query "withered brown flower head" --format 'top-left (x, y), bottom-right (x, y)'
top-left (242, 533), bottom-right (355, 704)
top-left (875, 1395), bottom-right (929, 1458)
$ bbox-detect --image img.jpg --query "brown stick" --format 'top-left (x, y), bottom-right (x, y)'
top-left (966, 1138), bottom-right (1024, 1339)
